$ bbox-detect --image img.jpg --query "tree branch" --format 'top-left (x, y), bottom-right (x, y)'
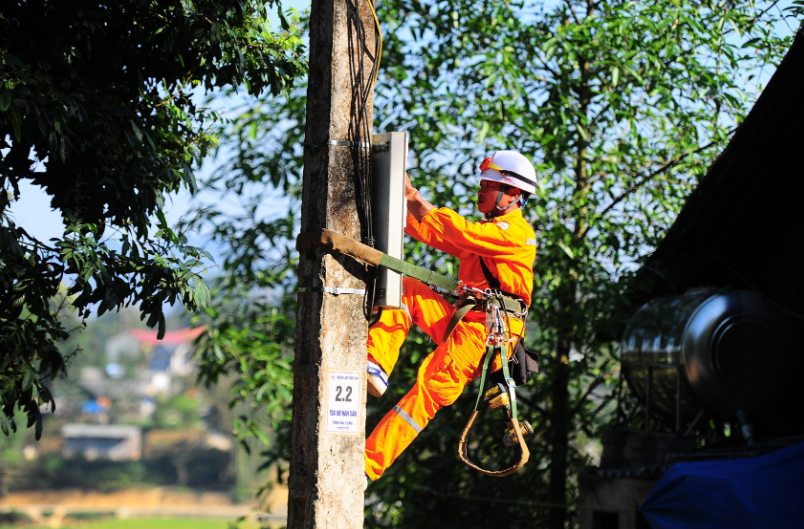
top-left (568, 369), bottom-right (613, 420)
top-left (563, 0), bottom-right (581, 25)
top-left (752, 0), bottom-right (782, 25)
top-left (518, 385), bottom-right (553, 417)
top-left (591, 134), bottom-right (730, 225)
top-left (535, 54), bottom-right (561, 78)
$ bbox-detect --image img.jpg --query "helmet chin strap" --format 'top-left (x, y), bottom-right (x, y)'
top-left (494, 187), bottom-right (518, 211)
top-left (485, 189), bottom-right (517, 219)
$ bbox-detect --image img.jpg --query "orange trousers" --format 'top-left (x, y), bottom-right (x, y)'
top-left (364, 277), bottom-right (523, 480)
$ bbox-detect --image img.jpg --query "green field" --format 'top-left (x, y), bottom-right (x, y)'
top-left (0, 517), bottom-right (270, 529)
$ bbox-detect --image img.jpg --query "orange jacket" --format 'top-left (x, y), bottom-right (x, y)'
top-left (405, 207), bottom-right (536, 305)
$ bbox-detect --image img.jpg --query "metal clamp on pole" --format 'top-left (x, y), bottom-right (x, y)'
top-left (323, 286), bottom-right (365, 296)
top-left (327, 139), bottom-right (372, 148)
top-left (302, 140), bottom-right (374, 150)
top-left (298, 286), bottom-right (367, 296)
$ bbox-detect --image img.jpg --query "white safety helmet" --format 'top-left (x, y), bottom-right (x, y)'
top-left (476, 150), bottom-right (537, 196)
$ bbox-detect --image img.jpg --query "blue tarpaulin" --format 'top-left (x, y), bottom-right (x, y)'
top-left (640, 441), bottom-right (804, 529)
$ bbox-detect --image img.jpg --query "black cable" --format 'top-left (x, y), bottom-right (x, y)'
top-left (344, 0), bottom-right (380, 321)
top-left (364, 266), bottom-right (378, 321)
top-left (345, 0), bottom-right (375, 244)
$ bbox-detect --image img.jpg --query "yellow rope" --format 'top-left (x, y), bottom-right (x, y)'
top-left (366, 0), bottom-right (382, 88)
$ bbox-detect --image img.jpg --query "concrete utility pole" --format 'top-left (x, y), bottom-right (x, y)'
top-left (288, 0), bottom-right (376, 525)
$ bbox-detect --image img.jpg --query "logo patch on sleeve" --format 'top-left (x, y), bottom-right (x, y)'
top-left (497, 221), bottom-right (509, 230)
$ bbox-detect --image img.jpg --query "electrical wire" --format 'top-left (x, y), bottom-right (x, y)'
top-left (366, 0), bottom-right (383, 88)
top-left (344, 0), bottom-right (382, 320)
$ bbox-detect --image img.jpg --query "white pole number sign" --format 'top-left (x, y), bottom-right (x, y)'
top-left (326, 370), bottom-right (361, 434)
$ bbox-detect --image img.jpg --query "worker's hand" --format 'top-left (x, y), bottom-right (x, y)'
top-left (404, 172), bottom-right (418, 200)
top-left (404, 172), bottom-right (435, 222)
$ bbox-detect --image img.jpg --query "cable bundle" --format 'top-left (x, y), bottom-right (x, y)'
top-left (343, 0), bottom-right (382, 319)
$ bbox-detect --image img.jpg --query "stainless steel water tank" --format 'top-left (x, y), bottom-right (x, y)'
top-left (621, 288), bottom-right (796, 417)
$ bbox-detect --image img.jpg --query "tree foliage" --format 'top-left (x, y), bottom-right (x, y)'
top-left (0, 0), bottom-right (306, 438)
top-left (190, 0), bottom-right (799, 527)
top-left (183, 91), bottom-right (302, 473)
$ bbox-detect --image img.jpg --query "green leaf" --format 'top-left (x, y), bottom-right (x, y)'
top-left (34, 409), bottom-right (43, 441)
top-left (253, 428), bottom-right (270, 445)
top-left (0, 413), bottom-right (10, 436)
top-left (22, 365), bottom-right (35, 391)
top-left (193, 278), bottom-right (211, 308)
top-left (182, 164), bottom-right (198, 194)
top-left (557, 241), bottom-right (575, 260)
top-left (0, 92), bottom-right (11, 111)
top-left (131, 120), bottom-right (143, 141)
top-left (10, 104), bottom-right (21, 141)
top-left (728, 19), bottom-right (742, 38)
top-left (213, 342), bottom-right (225, 361)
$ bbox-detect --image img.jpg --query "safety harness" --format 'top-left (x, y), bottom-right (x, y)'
top-left (440, 283), bottom-right (525, 343)
top-left (296, 228), bottom-right (534, 477)
top-left (453, 280), bottom-right (533, 477)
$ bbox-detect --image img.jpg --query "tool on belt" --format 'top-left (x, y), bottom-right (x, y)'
top-left (296, 228), bottom-right (536, 476)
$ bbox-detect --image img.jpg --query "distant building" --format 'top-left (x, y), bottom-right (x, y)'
top-left (150, 344), bottom-right (175, 371)
top-left (61, 424), bottom-right (142, 461)
top-left (95, 327), bottom-right (205, 397)
top-left (105, 333), bottom-right (142, 363)
top-left (127, 327), bottom-right (205, 395)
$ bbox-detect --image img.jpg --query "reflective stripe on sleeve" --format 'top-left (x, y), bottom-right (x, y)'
top-left (392, 405), bottom-right (422, 433)
top-left (401, 303), bottom-right (412, 322)
top-left (526, 238), bottom-right (537, 246)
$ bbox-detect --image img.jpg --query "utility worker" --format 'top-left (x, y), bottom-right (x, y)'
top-left (365, 150), bottom-right (538, 483)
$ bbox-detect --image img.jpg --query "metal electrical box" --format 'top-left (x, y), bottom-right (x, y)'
top-left (371, 131), bottom-right (408, 309)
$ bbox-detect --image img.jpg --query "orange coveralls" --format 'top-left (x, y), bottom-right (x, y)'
top-left (364, 206), bottom-right (536, 480)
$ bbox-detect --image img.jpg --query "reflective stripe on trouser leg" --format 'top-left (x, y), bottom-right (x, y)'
top-left (365, 396), bottom-right (422, 480)
top-left (392, 405), bottom-right (422, 433)
top-left (365, 320), bottom-right (488, 480)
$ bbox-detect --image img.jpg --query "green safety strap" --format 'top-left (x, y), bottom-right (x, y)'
top-left (471, 342), bottom-right (518, 419)
top-left (472, 297), bottom-right (519, 419)
top-left (378, 254), bottom-right (524, 315)
top-left (440, 298), bottom-right (477, 344)
top-left (473, 344), bottom-right (500, 411)
top-left (500, 343), bottom-right (518, 419)
top-left (379, 254), bottom-right (460, 292)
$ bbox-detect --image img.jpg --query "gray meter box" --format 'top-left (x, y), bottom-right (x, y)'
top-left (371, 131), bottom-right (408, 309)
